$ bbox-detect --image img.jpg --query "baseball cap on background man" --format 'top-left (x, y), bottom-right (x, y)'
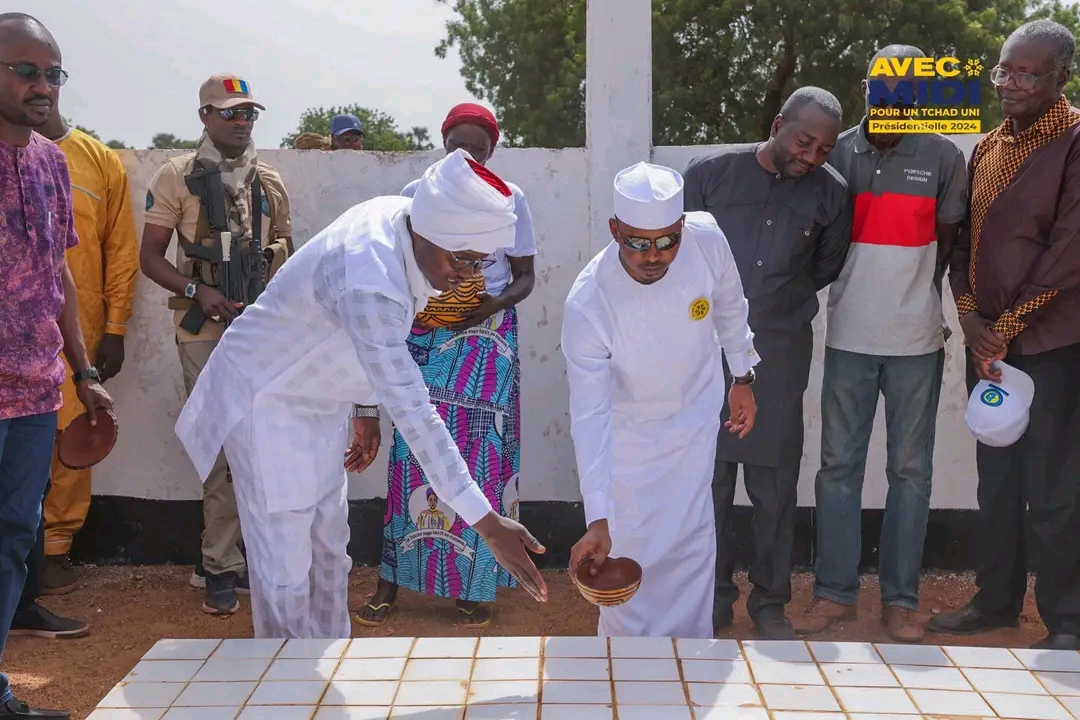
top-left (330, 114), bottom-right (364, 136)
top-left (199, 74), bottom-right (265, 110)
top-left (965, 361), bottom-right (1036, 447)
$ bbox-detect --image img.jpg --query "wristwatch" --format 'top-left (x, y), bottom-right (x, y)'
top-left (352, 405), bottom-right (379, 419)
top-left (184, 279), bottom-right (201, 299)
top-left (73, 367), bottom-right (101, 384)
top-left (732, 368), bottom-right (756, 385)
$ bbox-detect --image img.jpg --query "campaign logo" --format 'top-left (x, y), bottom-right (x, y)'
top-left (867, 56), bottom-right (984, 135)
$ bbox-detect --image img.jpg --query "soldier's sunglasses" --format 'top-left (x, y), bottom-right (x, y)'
top-left (613, 217), bottom-right (682, 252)
top-left (206, 106), bottom-right (259, 122)
top-left (1, 61), bottom-right (68, 87)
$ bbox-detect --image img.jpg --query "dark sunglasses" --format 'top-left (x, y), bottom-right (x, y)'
top-left (1, 61), bottom-right (67, 87)
top-left (449, 252), bottom-right (497, 272)
top-left (204, 106), bottom-right (259, 122)
top-left (613, 217), bottom-right (682, 252)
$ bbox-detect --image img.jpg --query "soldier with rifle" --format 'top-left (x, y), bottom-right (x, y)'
top-left (139, 74), bottom-right (293, 616)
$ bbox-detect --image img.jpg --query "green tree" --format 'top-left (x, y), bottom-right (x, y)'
top-left (435, 0), bottom-right (585, 147)
top-left (280, 105), bottom-right (436, 150)
top-left (436, 0), bottom-right (1080, 147)
top-left (150, 133), bottom-right (198, 150)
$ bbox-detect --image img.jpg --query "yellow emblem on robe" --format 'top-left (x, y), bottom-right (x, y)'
top-left (689, 297), bottom-right (710, 321)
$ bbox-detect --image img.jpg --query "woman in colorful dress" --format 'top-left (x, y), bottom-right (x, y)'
top-left (355, 104), bottom-right (537, 628)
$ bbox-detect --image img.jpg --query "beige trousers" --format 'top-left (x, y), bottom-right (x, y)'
top-left (178, 339), bottom-right (246, 576)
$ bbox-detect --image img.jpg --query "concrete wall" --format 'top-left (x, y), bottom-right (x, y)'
top-left (93, 136), bottom-right (985, 512)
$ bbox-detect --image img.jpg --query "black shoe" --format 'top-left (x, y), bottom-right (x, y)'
top-left (191, 563), bottom-right (248, 595)
top-left (714, 605), bottom-right (734, 634)
top-left (1033, 634), bottom-right (1080, 650)
top-left (8, 602), bottom-right (89, 640)
top-left (926, 603), bottom-right (1019, 635)
top-left (40, 556), bottom-right (77, 596)
top-left (202, 571), bottom-right (240, 615)
top-left (189, 562), bottom-right (206, 589)
top-left (0, 697), bottom-right (69, 718)
top-left (751, 606), bottom-right (798, 641)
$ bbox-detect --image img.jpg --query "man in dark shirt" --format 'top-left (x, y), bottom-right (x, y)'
top-left (684, 87), bottom-right (853, 639)
top-left (934, 19), bottom-right (1080, 650)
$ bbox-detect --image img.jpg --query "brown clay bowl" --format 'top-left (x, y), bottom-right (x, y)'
top-left (581, 583), bottom-right (641, 607)
top-left (572, 556), bottom-right (643, 606)
top-left (57, 409), bottom-right (118, 470)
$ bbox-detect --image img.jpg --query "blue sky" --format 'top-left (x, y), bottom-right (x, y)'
top-left (31, 0), bottom-right (484, 148)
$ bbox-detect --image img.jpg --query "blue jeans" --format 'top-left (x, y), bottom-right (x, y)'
top-left (812, 348), bottom-right (944, 610)
top-left (0, 411), bottom-right (58, 702)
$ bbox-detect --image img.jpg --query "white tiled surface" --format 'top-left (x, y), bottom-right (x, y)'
top-left (89, 638), bottom-right (1080, 719)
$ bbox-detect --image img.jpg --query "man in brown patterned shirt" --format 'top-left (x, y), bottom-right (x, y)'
top-left (933, 20), bottom-right (1080, 650)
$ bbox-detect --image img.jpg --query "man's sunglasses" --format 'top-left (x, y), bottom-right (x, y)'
top-left (203, 106), bottom-right (259, 122)
top-left (613, 217), bottom-right (682, 252)
top-left (1, 62), bottom-right (68, 87)
top-left (449, 252), bottom-right (497, 272)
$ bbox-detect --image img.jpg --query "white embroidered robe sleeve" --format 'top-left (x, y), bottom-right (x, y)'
top-left (705, 226), bottom-right (760, 377)
top-left (336, 288), bottom-right (493, 525)
top-left (561, 300), bottom-right (614, 528)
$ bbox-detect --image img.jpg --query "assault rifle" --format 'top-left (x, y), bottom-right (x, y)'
top-left (178, 164), bottom-right (268, 334)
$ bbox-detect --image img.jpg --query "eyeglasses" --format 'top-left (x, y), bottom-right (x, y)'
top-left (1, 61), bottom-right (67, 87)
top-left (449, 252), bottom-right (497, 272)
top-left (613, 217), bottom-right (682, 252)
top-left (204, 106), bottom-right (259, 122)
top-left (989, 65), bottom-right (1057, 91)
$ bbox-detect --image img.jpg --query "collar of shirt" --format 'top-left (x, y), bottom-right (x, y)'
top-left (0, 131), bottom-right (41, 156)
top-left (852, 116), bottom-right (919, 156)
top-left (986, 94), bottom-right (1074, 148)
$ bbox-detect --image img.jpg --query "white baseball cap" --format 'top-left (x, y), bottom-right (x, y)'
top-left (965, 361), bottom-right (1035, 447)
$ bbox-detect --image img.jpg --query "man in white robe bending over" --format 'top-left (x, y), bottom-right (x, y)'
top-left (564, 162), bottom-right (759, 638)
top-left (175, 149), bottom-right (548, 638)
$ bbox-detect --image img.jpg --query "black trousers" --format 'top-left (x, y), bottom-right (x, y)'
top-left (967, 344), bottom-right (1080, 635)
top-left (713, 458), bottom-right (801, 618)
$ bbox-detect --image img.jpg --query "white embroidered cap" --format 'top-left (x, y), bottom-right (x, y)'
top-left (965, 361), bottom-right (1035, 447)
top-left (613, 162), bottom-right (684, 230)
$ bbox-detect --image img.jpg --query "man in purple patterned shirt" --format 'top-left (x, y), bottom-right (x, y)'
top-left (0, 13), bottom-right (113, 719)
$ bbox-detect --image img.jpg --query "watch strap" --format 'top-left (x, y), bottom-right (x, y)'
top-left (352, 405), bottom-right (379, 419)
top-left (732, 368), bottom-right (755, 385)
top-left (73, 367), bottom-right (101, 384)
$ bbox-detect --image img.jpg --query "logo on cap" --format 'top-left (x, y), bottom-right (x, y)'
top-left (222, 78), bottom-right (249, 94)
top-left (980, 384), bottom-right (1008, 407)
top-left (689, 297), bottom-right (710, 321)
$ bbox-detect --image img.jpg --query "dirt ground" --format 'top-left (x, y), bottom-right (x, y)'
top-left (3, 566), bottom-right (1047, 720)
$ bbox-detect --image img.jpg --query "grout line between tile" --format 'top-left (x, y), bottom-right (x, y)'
top-left (816, 652), bottom-right (848, 715)
top-left (608, 636), bottom-right (618, 720)
top-left (308, 640), bottom-right (349, 711)
top-left (675, 637), bottom-right (693, 715)
top-left (535, 635), bottom-right (545, 720)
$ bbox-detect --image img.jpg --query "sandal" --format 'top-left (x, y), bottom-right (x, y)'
top-left (355, 601), bottom-right (395, 627)
top-left (456, 603), bottom-right (492, 629)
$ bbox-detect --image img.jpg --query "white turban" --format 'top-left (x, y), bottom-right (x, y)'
top-left (409, 148), bottom-right (517, 255)
top-left (613, 162), bottom-right (684, 230)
